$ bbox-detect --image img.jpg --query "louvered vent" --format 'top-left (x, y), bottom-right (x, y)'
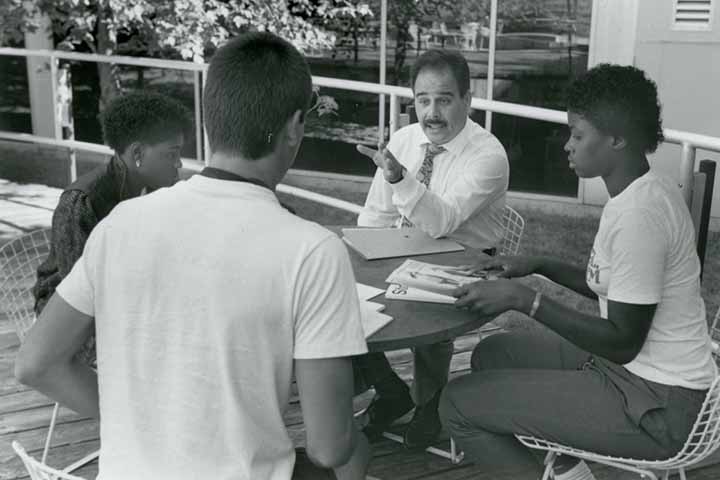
top-left (674, 0), bottom-right (713, 29)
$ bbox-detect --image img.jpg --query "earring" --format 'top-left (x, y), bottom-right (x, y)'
top-left (135, 160), bottom-right (141, 168)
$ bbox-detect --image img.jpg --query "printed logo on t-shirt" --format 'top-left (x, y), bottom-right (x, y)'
top-left (587, 247), bottom-right (600, 285)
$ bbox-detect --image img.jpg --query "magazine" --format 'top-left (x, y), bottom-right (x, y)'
top-left (385, 283), bottom-right (456, 304)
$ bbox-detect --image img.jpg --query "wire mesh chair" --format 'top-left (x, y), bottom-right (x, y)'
top-left (499, 205), bottom-right (525, 256)
top-left (516, 305), bottom-right (720, 480)
top-left (1, 229), bottom-right (99, 471)
top-left (12, 441), bottom-right (86, 480)
top-left (0, 228), bottom-right (51, 342)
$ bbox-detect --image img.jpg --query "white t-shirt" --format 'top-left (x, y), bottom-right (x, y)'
top-left (586, 170), bottom-right (716, 389)
top-left (357, 119), bottom-right (509, 249)
top-left (56, 174), bottom-right (368, 480)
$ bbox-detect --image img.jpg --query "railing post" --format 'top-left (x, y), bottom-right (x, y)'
top-left (378, 0), bottom-right (388, 146)
top-left (202, 65), bottom-right (211, 164)
top-left (680, 142), bottom-right (696, 207)
top-left (484, 0), bottom-right (498, 131)
top-left (389, 94), bottom-right (400, 137)
top-left (193, 70), bottom-right (203, 163)
top-left (49, 54), bottom-right (61, 141)
top-left (50, 54), bottom-right (77, 182)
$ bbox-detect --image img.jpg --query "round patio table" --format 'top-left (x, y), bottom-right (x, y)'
top-left (328, 227), bottom-right (494, 352)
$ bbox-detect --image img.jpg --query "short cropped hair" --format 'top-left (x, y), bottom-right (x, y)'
top-left (101, 92), bottom-right (191, 154)
top-left (203, 32), bottom-right (313, 159)
top-left (567, 64), bottom-right (664, 153)
top-left (410, 50), bottom-right (470, 97)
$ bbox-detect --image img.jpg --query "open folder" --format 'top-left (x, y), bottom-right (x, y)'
top-left (341, 227), bottom-right (464, 260)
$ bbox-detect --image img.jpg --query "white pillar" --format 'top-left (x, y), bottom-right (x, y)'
top-left (581, 0), bottom-right (640, 205)
top-left (24, 10), bottom-right (57, 138)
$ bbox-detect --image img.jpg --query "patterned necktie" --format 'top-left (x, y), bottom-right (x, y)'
top-left (417, 143), bottom-right (445, 188)
top-left (401, 143), bottom-right (446, 227)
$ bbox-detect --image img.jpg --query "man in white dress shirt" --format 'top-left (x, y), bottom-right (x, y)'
top-left (354, 50), bottom-right (509, 449)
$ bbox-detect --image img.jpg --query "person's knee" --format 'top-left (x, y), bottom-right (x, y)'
top-left (471, 333), bottom-right (514, 371)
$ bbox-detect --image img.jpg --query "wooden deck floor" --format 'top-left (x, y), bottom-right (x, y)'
top-left (2, 179), bottom-right (720, 479)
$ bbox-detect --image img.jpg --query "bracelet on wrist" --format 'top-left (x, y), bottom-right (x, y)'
top-left (387, 170), bottom-right (404, 184)
top-left (528, 291), bottom-right (542, 318)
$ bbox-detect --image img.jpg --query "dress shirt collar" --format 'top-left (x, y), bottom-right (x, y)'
top-left (419, 117), bottom-right (473, 156)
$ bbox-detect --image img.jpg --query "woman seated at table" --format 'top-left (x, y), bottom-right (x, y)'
top-left (32, 92), bottom-right (190, 365)
top-left (439, 64), bottom-right (717, 480)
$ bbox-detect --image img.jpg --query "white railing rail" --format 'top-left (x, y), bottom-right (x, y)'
top-left (2, 47), bottom-right (720, 211)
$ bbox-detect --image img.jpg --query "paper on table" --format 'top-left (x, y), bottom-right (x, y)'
top-left (360, 301), bottom-right (393, 338)
top-left (342, 227), bottom-right (464, 260)
top-left (385, 283), bottom-right (455, 304)
top-left (356, 283), bottom-right (384, 301)
top-left (385, 259), bottom-right (494, 296)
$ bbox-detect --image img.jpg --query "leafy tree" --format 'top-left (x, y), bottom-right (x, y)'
top-left (1, 0), bottom-right (365, 109)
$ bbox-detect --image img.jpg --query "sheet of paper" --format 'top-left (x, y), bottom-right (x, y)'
top-left (385, 284), bottom-right (456, 304)
top-left (360, 302), bottom-right (393, 338)
top-left (356, 282), bottom-right (384, 301)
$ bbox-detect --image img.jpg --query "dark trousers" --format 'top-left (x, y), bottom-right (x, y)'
top-left (291, 448), bottom-right (337, 479)
top-left (439, 330), bottom-right (706, 479)
top-left (353, 341), bottom-right (453, 404)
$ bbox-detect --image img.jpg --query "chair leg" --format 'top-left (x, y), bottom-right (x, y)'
top-left (63, 449), bottom-right (100, 473)
top-left (541, 451), bottom-right (557, 480)
top-left (41, 402), bottom-right (60, 464)
top-left (450, 437), bottom-right (464, 464)
top-left (678, 467), bottom-right (687, 480)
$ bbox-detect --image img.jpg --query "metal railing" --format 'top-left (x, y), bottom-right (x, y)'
top-left (2, 47), bottom-right (720, 213)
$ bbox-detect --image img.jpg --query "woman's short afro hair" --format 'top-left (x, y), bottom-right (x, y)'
top-left (567, 64), bottom-right (664, 153)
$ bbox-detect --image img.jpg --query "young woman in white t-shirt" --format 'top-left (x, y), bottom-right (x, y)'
top-left (438, 64), bottom-right (717, 480)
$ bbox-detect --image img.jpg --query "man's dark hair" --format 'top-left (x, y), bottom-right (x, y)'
top-left (410, 50), bottom-right (470, 97)
top-left (203, 32), bottom-right (313, 159)
top-left (567, 64), bottom-right (664, 153)
top-left (101, 92), bottom-right (191, 154)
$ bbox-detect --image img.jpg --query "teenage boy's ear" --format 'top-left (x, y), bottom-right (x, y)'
top-left (286, 110), bottom-right (305, 147)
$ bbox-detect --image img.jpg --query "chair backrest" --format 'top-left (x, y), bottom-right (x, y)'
top-left (499, 205), bottom-right (525, 256)
top-left (689, 160), bottom-right (716, 279)
top-left (669, 305), bottom-right (720, 467)
top-left (0, 229), bottom-right (52, 341)
top-left (12, 441), bottom-right (86, 480)
top-left (710, 305), bottom-right (720, 354)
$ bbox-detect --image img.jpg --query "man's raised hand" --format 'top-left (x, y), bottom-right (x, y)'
top-left (356, 144), bottom-right (405, 183)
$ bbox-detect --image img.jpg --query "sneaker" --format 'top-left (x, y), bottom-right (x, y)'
top-left (403, 392), bottom-right (442, 449)
top-left (361, 390), bottom-right (414, 441)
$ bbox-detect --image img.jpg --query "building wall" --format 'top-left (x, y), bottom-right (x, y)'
top-left (587, 0), bottom-right (720, 223)
top-left (635, 0), bottom-right (720, 222)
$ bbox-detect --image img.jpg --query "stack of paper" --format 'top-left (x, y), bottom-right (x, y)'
top-left (341, 227), bottom-right (464, 260)
top-left (356, 283), bottom-right (392, 338)
top-left (384, 260), bottom-right (498, 304)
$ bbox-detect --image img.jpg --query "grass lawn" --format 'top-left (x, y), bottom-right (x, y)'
top-left (278, 185), bottom-right (720, 331)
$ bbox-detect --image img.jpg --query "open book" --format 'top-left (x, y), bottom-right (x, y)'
top-left (385, 283), bottom-right (456, 304)
top-left (384, 259), bottom-right (499, 303)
